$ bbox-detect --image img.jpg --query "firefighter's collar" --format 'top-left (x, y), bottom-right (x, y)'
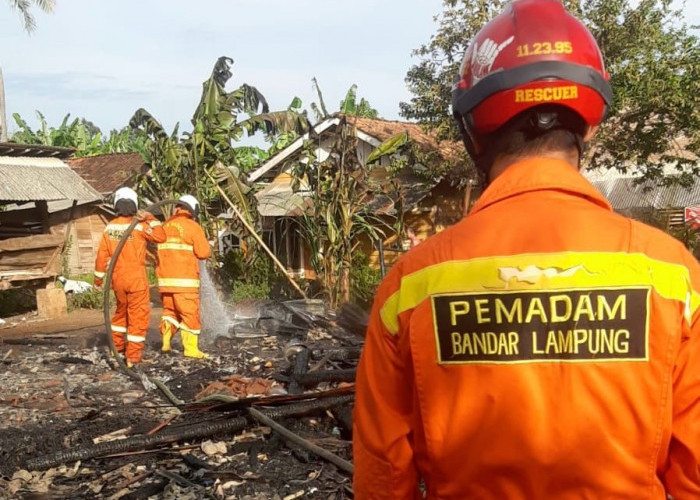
top-left (470, 157), bottom-right (612, 215)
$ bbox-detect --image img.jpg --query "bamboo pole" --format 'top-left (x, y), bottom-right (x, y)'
top-left (248, 407), bottom-right (354, 474)
top-left (209, 175), bottom-right (308, 299)
top-left (0, 68), bottom-right (7, 142)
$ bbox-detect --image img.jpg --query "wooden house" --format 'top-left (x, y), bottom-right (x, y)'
top-left (242, 115), bottom-right (472, 277)
top-left (0, 143), bottom-right (102, 290)
top-left (63, 152), bottom-right (148, 274)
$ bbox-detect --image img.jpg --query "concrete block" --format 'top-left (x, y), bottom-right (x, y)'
top-left (36, 288), bottom-right (67, 319)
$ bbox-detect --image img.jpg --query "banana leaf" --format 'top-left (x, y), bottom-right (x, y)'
top-left (366, 131), bottom-right (411, 165)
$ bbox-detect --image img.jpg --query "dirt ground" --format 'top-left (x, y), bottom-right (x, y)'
top-left (0, 302), bottom-right (361, 499)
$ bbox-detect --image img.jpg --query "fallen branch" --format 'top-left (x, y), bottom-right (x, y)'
top-left (102, 444), bottom-right (200, 459)
top-left (248, 407), bottom-right (354, 475)
top-left (147, 415), bottom-right (179, 436)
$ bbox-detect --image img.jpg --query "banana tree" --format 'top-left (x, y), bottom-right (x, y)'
top-left (10, 111), bottom-right (145, 157)
top-left (292, 115), bottom-right (391, 307)
top-left (311, 79), bottom-right (379, 121)
top-left (131, 56), bottom-right (311, 254)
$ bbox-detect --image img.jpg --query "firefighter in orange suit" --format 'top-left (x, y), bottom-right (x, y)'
top-left (353, 1), bottom-right (700, 498)
top-left (94, 187), bottom-right (166, 367)
top-left (156, 195), bottom-right (211, 359)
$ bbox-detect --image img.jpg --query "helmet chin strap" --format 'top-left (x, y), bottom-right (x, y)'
top-left (454, 110), bottom-right (480, 162)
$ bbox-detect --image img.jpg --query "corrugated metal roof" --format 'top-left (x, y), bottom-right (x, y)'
top-left (0, 157), bottom-right (69, 168)
top-left (589, 176), bottom-right (700, 210)
top-left (3, 198), bottom-right (102, 214)
top-left (254, 179), bottom-right (312, 217)
top-left (0, 156), bottom-right (102, 202)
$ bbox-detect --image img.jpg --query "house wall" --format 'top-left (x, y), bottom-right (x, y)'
top-left (256, 181), bottom-right (467, 280)
top-left (0, 203), bottom-right (66, 289)
top-left (0, 202), bottom-right (110, 279)
top-left (58, 206), bottom-right (109, 275)
top-left (366, 185), bottom-right (467, 271)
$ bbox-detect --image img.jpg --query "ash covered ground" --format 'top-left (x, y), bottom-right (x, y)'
top-left (0, 299), bottom-right (365, 499)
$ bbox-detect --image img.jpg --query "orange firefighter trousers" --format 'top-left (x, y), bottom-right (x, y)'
top-left (95, 214), bottom-right (166, 363)
top-left (160, 292), bottom-right (201, 338)
top-left (111, 288), bottom-right (150, 362)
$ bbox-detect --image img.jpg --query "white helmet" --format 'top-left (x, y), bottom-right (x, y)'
top-left (114, 187), bottom-right (138, 209)
top-left (179, 194), bottom-right (199, 213)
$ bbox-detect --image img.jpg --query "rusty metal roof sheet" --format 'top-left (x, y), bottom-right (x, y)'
top-left (0, 156), bottom-right (102, 202)
top-left (0, 142), bottom-right (75, 159)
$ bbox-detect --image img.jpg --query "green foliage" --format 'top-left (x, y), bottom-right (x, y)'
top-left (54, 273), bottom-right (115, 311)
top-left (401, 0), bottom-right (700, 182)
top-left (366, 132), bottom-right (411, 165)
top-left (146, 267), bottom-right (157, 286)
top-left (218, 249), bottom-right (280, 302)
top-left (339, 84), bottom-right (380, 118)
top-left (350, 251), bottom-right (382, 307)
top-left (292, 116), bottom-right (391, 308)
top-left (131, 57), bottom-right (311, 249)
top-left (67, 289), bottom-right (110, 311)
top-left (10, 111), bottom-right (148, 158)
top-left (8, 0), bottom-right (54, 32)
top-left (312, 80), bottom-right (379, 121)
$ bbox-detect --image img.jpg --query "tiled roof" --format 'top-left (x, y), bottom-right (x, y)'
top-left (348, 116), bottom-right (465, 165)
top-left (248, 115), bottom-right (468, 184)
top-left (67, 153), bottom-right (147, 195)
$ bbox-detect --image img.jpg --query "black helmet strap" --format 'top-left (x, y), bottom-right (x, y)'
top-left (461, 105), bottom-right (587, 181)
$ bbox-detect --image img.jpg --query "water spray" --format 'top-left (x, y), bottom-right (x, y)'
top-left (102, 192), bottom-right (310, 405)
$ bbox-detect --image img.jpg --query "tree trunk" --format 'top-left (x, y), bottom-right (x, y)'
top-left (0, 67), bottom-right (7, 142)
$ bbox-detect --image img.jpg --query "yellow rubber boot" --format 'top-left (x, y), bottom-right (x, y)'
top-left (161, 322), bottom-right (173, 353)
top-left (182, 330), bottom-right (208, 359)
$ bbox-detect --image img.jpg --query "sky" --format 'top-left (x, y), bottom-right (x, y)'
top-left (0, 0), bottom-right (444, 136)
top-left (1, 1), bottom-right (699, 138)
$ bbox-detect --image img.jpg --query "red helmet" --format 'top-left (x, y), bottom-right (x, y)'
top-left (452, 0), bottom-right (613, 159)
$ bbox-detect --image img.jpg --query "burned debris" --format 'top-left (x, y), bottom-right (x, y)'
top-left (0, 300), bottom-right (366, 498)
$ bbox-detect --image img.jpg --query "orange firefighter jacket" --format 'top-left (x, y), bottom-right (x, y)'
top-left (94, 214), bottom-right (166, 291)
top-left (155, 208), bottom-right (211, 293)
top-left (353, 157), bottom-right (700, 500)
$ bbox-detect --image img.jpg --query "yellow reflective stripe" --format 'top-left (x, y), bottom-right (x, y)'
top-left (180, 324), bottom-right (201, 335)
top-left (158, 278), bottom-right (200, 288)
top-left (133, 224), bottom-right (144, 232)
top-left (149, 220), bottom-right (162, 227)
top-left (157, 243), bottom-right (194, 252)
top-left (127, 334), bottom-right (145, 343)
top-left (380, 252), bottom-right (700, 335)
top-left (105, 223), bottom-right (130, 231)
top-left (111, 325), bottom-right (127, 333)
top-left (162, 316), bottom-right (180, 327)
top-left (94, 271), bottom-right (105, 278)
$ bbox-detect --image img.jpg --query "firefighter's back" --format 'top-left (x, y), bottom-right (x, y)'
top-left (392, 158), bottom-right (700, 498)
